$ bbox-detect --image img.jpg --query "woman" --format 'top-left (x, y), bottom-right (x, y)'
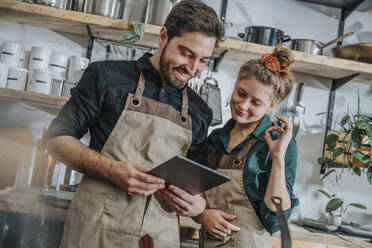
top-left (195, 45), bottom-right (299, 248)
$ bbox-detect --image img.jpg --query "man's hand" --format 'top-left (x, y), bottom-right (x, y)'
top-left (158, 185), bottom-right (206, 217)
top-left (107, 160), bottom-right (165, 196)
top-left (195, 209), bottom-right (240, 238)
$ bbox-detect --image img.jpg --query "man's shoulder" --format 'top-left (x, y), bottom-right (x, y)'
top-left (89, 60), bottom-right (137, 73)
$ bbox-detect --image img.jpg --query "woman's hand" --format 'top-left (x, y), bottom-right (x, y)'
top-left (264, 115), bottom-right (293, 162)
top-left (196, 209), bottom-right (240, 238)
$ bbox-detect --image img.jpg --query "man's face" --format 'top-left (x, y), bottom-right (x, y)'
top-left (159, 32), bottom-right (216, 89)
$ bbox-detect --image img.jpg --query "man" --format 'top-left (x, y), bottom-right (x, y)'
top-left (46, 1), bottom-right (224, 247)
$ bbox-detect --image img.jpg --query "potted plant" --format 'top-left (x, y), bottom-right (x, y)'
top-left (318, 96), bottom-right (372, 185)
top-left (318, 189), bottom-right (367, 226)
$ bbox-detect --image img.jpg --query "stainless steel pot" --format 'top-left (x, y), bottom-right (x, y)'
top-left (122, 0), bottom-right (148, 22)
top-left (91, 0), bottom-right (123, 19)
top-left (54, 0), bottom-right (71, 9)
top-left (238, 26), bottom-right (291, 46)
top-left (287, 32), bottom-right (354, 55)
top-left (287, 39), bottom-right (324, 55)
top-left (145, 0), bottom-right (180, 25)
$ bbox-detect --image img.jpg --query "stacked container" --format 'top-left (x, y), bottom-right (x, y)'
top-left (0, 42), bottom-right (28, 90)
top-left (63, 56), bottom-right (89, 97)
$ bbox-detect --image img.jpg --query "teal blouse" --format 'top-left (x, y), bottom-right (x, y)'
top-left (206, 114), bottom-right (299, 235)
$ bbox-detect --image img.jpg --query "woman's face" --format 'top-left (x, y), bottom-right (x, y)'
top-left (230, 77), bottom-right (276, 124)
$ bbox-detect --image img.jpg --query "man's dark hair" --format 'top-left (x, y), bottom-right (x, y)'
top-left (164, 0), bottom-right (225, 46)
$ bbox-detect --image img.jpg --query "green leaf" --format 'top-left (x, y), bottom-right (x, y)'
top-left (352, 128), bottom-right (361, 145)
top-left (358, 121), bottom-right (370, 131)
top-left (341, 115), bottom-right (350, 127)
top-left (367, 167), bottom-right (372, 185)
top-left (368, 127), bottom-right (372, 147)
top-left (332, 147), bottom-right (344, 159)
top-left (349, 203), bottom-right (367, 210)
top-left (346, 140), bottom-right (358, 149)
top-left (326, 198), bottom-right (344, 213)
top-left (326, 134), bottom-right (338, 150)
top-left (352, 166), bottom-right (361, 176)
top-left (318, 157), bottom-right (333, 166)
top-left (352, 151), bottom-right (369, 163)
top-left (321, 169), bottom-right (336, 182)
top-left (318, 189), bottom-right (331, 199)
top-left (356, 114), bottom-right (371, 122)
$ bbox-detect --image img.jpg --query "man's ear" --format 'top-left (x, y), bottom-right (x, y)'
top-left (159, 27), bottom-right (168, 49)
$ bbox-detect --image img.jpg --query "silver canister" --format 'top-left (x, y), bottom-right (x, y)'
top-left (51, 77), bottom-right (64, 96)
top-left (91, 0), bottom-right (123, 19)
top-left (122, 0), bottom-right (148, 22)
top-left (54, 0), bottom-right (72, 9)
top-left (145, 0), bottom-right (180, 25)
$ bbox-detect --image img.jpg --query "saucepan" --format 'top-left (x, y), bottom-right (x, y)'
top-left (332, 42), bottom-right (372, 64)
top-left (287, 32), bottom-right (354, 55)
top-left (238, 26), bottom-right (291, 46)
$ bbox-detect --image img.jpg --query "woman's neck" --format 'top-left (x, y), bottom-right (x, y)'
top-left (232, 120), bottom-right (260, 139)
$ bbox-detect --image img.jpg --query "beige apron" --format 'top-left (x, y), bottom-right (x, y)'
top-left (201, 138), bottom-right (272, 248)
top-left (60, 71), bottom-right (193, 248)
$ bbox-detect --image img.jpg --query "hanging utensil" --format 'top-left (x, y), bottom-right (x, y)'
top-left (200, 76), bottom-right (223, 126)
top-left (291, 82), bottom-right (306, 138)
top-left (271, 196), bottom-right (292, 248)
top-left (199, 59), bottom-right (223, 126)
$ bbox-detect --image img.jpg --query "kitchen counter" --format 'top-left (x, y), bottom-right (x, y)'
top-left (0, 187), bottom-right (68, 221)
top-left (1, 189), bottom-right (371, 247)
top-left (271, 222), bottom-right (372, 248)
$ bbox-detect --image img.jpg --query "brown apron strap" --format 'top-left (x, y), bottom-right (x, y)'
top-left (233, 138), bottom-right (257, 166)
top-left (131, 71), bottom-right (146, 105)
top-left (181, 88), bottom-right (188, 118)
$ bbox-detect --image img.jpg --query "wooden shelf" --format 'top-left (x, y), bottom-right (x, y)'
top-left (0, 88), bottom-right (68, 115)
top-left (1, 1), bottom-right (372, 84)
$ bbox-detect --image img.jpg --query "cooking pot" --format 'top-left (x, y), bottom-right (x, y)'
top-left (238, 26), bottom-right (291, 46)
top-left (145, 0), bottom-right (180, 25)
top-left (332, 43), bottom-right (372, 64)
top-left (91, 0), bottom-right (123, 19)
top-left (287, 32), bottom-right (354, 55)
top-left (121, 0), bottom-right (148, 22)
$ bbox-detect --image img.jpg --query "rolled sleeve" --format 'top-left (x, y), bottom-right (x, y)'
top-left (46, 62), bottom-right (103, 141)
top-left (259, 139), bottom-right (299, 235)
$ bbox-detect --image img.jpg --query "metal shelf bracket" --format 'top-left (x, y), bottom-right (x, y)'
top-left (86, 24), bottom-right (94, 61)
top-left (320, 73), bottom-right (360, 173)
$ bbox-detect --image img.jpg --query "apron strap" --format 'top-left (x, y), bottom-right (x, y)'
top-left (131, 71), bottom-right (146, 106)
top-left (180, 88), bottom-right (189, 123)
top-left (233, 138), bottom-right (257, 166)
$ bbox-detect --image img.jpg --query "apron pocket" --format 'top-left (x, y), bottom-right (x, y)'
top-left (100, 192), bottom-right (146, 235)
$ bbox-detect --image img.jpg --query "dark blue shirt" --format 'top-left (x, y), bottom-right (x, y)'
top-left (207, 115), bottom-right (299, 235)
top-left (46, 53), bottom-right (213, 163)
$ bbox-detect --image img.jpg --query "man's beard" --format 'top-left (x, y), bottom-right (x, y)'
top-left (159, 43), bottom-right (193, 89)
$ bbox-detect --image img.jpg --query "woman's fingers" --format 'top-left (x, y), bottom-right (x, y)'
top-left (276, 115), bottom-right (293, 131)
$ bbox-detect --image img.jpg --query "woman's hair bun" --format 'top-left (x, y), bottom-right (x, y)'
top-left (273, 44), bottom-right (294, 69)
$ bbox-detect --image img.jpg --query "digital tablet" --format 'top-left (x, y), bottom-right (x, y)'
top-left (148, 155), bottom-right (230, 195)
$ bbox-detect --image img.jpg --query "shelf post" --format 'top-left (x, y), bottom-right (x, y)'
top-left (337, 0), bottom-right (365, 46)
top-left (86, 25), bottom-right (94, 61)
top-left (320, 73), bottom-right (359, 173)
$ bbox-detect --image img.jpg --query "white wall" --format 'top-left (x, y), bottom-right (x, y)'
top-left (0, 0), bottom-right (372, 222)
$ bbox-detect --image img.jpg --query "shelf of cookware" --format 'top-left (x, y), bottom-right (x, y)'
top-left (1, 0), bottom-right (372, 84)
top-left (0, 88), bottom-right (68, 115)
